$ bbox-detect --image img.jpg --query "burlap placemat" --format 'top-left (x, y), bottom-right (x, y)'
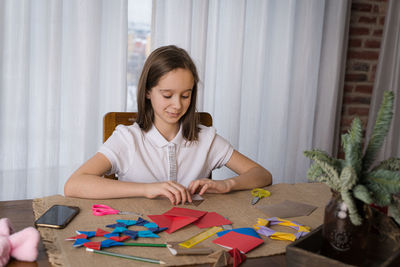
top-left (33, 182), bottom-right (331, 267)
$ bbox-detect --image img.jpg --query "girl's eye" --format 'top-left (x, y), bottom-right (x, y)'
top-left (163, 95), bottom-right (172, 99)
top-left (181, 95), bottom-right (190, 99)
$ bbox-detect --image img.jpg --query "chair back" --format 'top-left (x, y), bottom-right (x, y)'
top-left (103, 112), bottom-right (213, 179)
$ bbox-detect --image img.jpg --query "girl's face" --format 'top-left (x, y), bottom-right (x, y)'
top-left (147, 68), bottom-right (194, 130)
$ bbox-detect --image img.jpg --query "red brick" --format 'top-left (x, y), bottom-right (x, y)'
top-left (352, 3), bottom-right (372, 12)
top-left (349, 39), bottom-right (362, 47)
top-left (348, 50), bottom-right (380, 60)
top-left (355, 85), bottom-right (373, 94)
top-left (373, 29), bottom-right (383, 36)
top-left (344, 84), bottom-right (354, 93)
top-left (341, 117), bottom-right (355, 127)
top-left (351, 62), bottom-right (370, 71)
top-left (379, 16), bottom-right (386, 25)
top-left (358, 16), bottom-right (377, 24)
top-left (364, 39), bottom-right (381, 48)
top-left (346, 73), bottom-right (368, 82)
top-left (350, 27), bottom-right (370, 36)
top-left (348, 107), bottom-right (370, 116)
top-left (344, 96), bottom-right (371, 105)
top-left (337, 150), bottom-right (345, 160)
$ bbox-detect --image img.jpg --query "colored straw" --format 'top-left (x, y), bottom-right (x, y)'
top-left (86, 248), bottom-right (166, 265)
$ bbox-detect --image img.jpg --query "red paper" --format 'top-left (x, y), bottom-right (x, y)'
top-left (95, 228), bottom-right (110, 237)
top-left (228, 248), bottom-right (246, 267)
top-left (212, 231), bottom-right (264, 253)
top-left (163, 207), bottom-right (207, 218)
top-left (83, 241), bottom-right (101, 250)
top-left (148, 207), bottom-right (207, 234)
top-left (109, 236), bottom-right (130, 242)
top-left (193, 212), bottom-right (232, 228)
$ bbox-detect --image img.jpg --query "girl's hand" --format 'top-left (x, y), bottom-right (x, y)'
top-left (144, 181), bottom-right (192, 205)
top-left (188, 178), bottom-right (233, 195)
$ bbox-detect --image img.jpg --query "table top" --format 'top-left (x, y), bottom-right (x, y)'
top-left (0, 198), bottom-right (286, 267)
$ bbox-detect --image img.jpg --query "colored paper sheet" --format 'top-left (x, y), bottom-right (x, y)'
top-left (193, 212), bottom-right (232, 229)
top-left (148, 207), bottom-right (207, 234)
top-left (256, 200), bottom-right (317, 218)
top-left (217, 228), bottom-right (262, 239)
top-left (212, 231), bottom-right (264, 254)
top-left (163, 207), bottom-right (207, 218)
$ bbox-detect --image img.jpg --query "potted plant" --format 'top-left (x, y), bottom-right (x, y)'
top-left (304, 90), bottom-right (400, 264)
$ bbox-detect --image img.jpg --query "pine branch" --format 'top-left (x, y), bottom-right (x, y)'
top-left (341, 190), bottom-right (363, 225)
top-left (363, 91), bottom-right (394, 172)
top-left (304, 149), bottom-right (342, 171)
top-left (353, 184), bottom-right (373, 204)
top-left (307, 162), bottom-right (325, 179)
top-left (342, 117), bottom-right (363, 176)
top-left (313, 159), bottom-right (341, 191)
top-left (372, 157), bottom-right (400, 172)
top-left (367, 169), bottom-right (400, 194)
top-left (340, 166), bottom-right (358, 191)
top-left (366, 181), bottom-right (392, 206)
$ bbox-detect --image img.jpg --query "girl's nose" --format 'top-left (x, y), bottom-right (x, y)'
top-left (172, 96), bottom-right (182, 109)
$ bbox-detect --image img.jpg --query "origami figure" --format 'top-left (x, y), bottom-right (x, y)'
top-left (0, 218), bottom-right (40, 266)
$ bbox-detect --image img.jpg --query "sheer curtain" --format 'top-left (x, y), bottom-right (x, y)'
top-left (0, 0), bottom-right (127, 200)
top-left (152, 0), bottom-right (350, 183)
top-left (366, 0), bottom-right (400, 160)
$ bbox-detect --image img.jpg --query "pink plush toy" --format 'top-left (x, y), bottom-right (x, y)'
top-left (0, 218), bottom-right (40, 266)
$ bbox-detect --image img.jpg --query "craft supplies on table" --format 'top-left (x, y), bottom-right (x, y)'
top-left (179, 226), bottom-right (222, 248)
top-left (254, 217), bottom-right (310, 241)
top-left (92, 204), bottom-right (142, 217)
top-left (251, 188), bottom-right (271, 205)
top-left (86, 248), bottom-right (166, 265)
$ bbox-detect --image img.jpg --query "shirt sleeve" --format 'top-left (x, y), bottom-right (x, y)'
top-left (208, 132), bottom-right (234, 170)
top-left (98, 125), bottom-right (134, 176)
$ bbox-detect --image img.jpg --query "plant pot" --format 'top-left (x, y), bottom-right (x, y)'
top-left (321, 190), bottom-right (368, 265)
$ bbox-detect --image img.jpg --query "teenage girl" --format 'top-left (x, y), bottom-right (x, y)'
top-left (64, 45), bottom-right (272, 205)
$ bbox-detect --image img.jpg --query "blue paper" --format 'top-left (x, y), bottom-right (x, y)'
top-left (217, 228), bottom-right (262, 239)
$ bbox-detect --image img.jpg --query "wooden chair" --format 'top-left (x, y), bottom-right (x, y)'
top-left (103, 112), bottom-right (213, 179)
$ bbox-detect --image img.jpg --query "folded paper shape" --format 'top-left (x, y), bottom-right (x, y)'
top-left (193, 212), bottom-right (232, 229)
top-left (228, 248), bottom-right (246, 267)
top-left (148, 207), bottom-right (207, 234)
top-left (212, 231), bottom-right (264, 253)
top-left (217, 228), bottom-right (261, 239)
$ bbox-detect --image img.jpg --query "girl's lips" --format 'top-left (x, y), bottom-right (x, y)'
top-left (166, 112), bottom-right (180, 118)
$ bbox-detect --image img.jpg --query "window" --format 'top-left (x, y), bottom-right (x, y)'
top-left (127, 0), bottom-right (152, 111)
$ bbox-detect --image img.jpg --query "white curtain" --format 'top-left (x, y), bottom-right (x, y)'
top-left (366, 0), bottom-right (400, 160)
top-left (152, 0), bottom-right (350, 183)
top-left (0, 0), bottom-right (127, 200)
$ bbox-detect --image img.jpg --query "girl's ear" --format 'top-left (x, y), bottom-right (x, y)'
top-left (145, 90), bottom-right (151, 99)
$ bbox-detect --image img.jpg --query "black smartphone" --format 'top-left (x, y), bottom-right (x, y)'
top-left (35, 205), bottom-right (80, 229)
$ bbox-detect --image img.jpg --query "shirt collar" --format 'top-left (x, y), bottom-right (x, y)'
top-left (146, 124), bottom-right (185, 148)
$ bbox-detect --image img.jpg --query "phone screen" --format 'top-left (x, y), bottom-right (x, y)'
top-left (35, 205), bottom-right (80, 229)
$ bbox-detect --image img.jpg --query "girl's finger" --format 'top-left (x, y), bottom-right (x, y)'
top-left (199, 183), bottom-right (210, 195)
top-left (186, 188), bottom-right (192, 203)
top-left (168, 182), bottom-right (186, 205)
top-left (162, 189), bottom-right (176, 205)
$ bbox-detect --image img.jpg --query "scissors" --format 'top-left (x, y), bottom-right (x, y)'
top-left (92, 204), bottom-right (143, 217)
top-left (251, 188), bottom-right (271, 205)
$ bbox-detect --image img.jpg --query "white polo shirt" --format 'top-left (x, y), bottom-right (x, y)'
top-left (98, 123), bottom-right (234, 187)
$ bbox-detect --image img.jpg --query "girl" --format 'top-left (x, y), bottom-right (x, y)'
top-left (64, 45), bottom-right (272, 205)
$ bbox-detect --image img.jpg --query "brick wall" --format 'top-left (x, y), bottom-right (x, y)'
top-left (338, 0), bottom-right (388, 158)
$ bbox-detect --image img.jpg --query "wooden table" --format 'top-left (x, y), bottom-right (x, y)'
top-left (0, 199), bottom-right (286, 267)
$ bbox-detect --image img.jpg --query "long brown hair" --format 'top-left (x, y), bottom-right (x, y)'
top-left (136, 45), bottom-right (200, 141)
